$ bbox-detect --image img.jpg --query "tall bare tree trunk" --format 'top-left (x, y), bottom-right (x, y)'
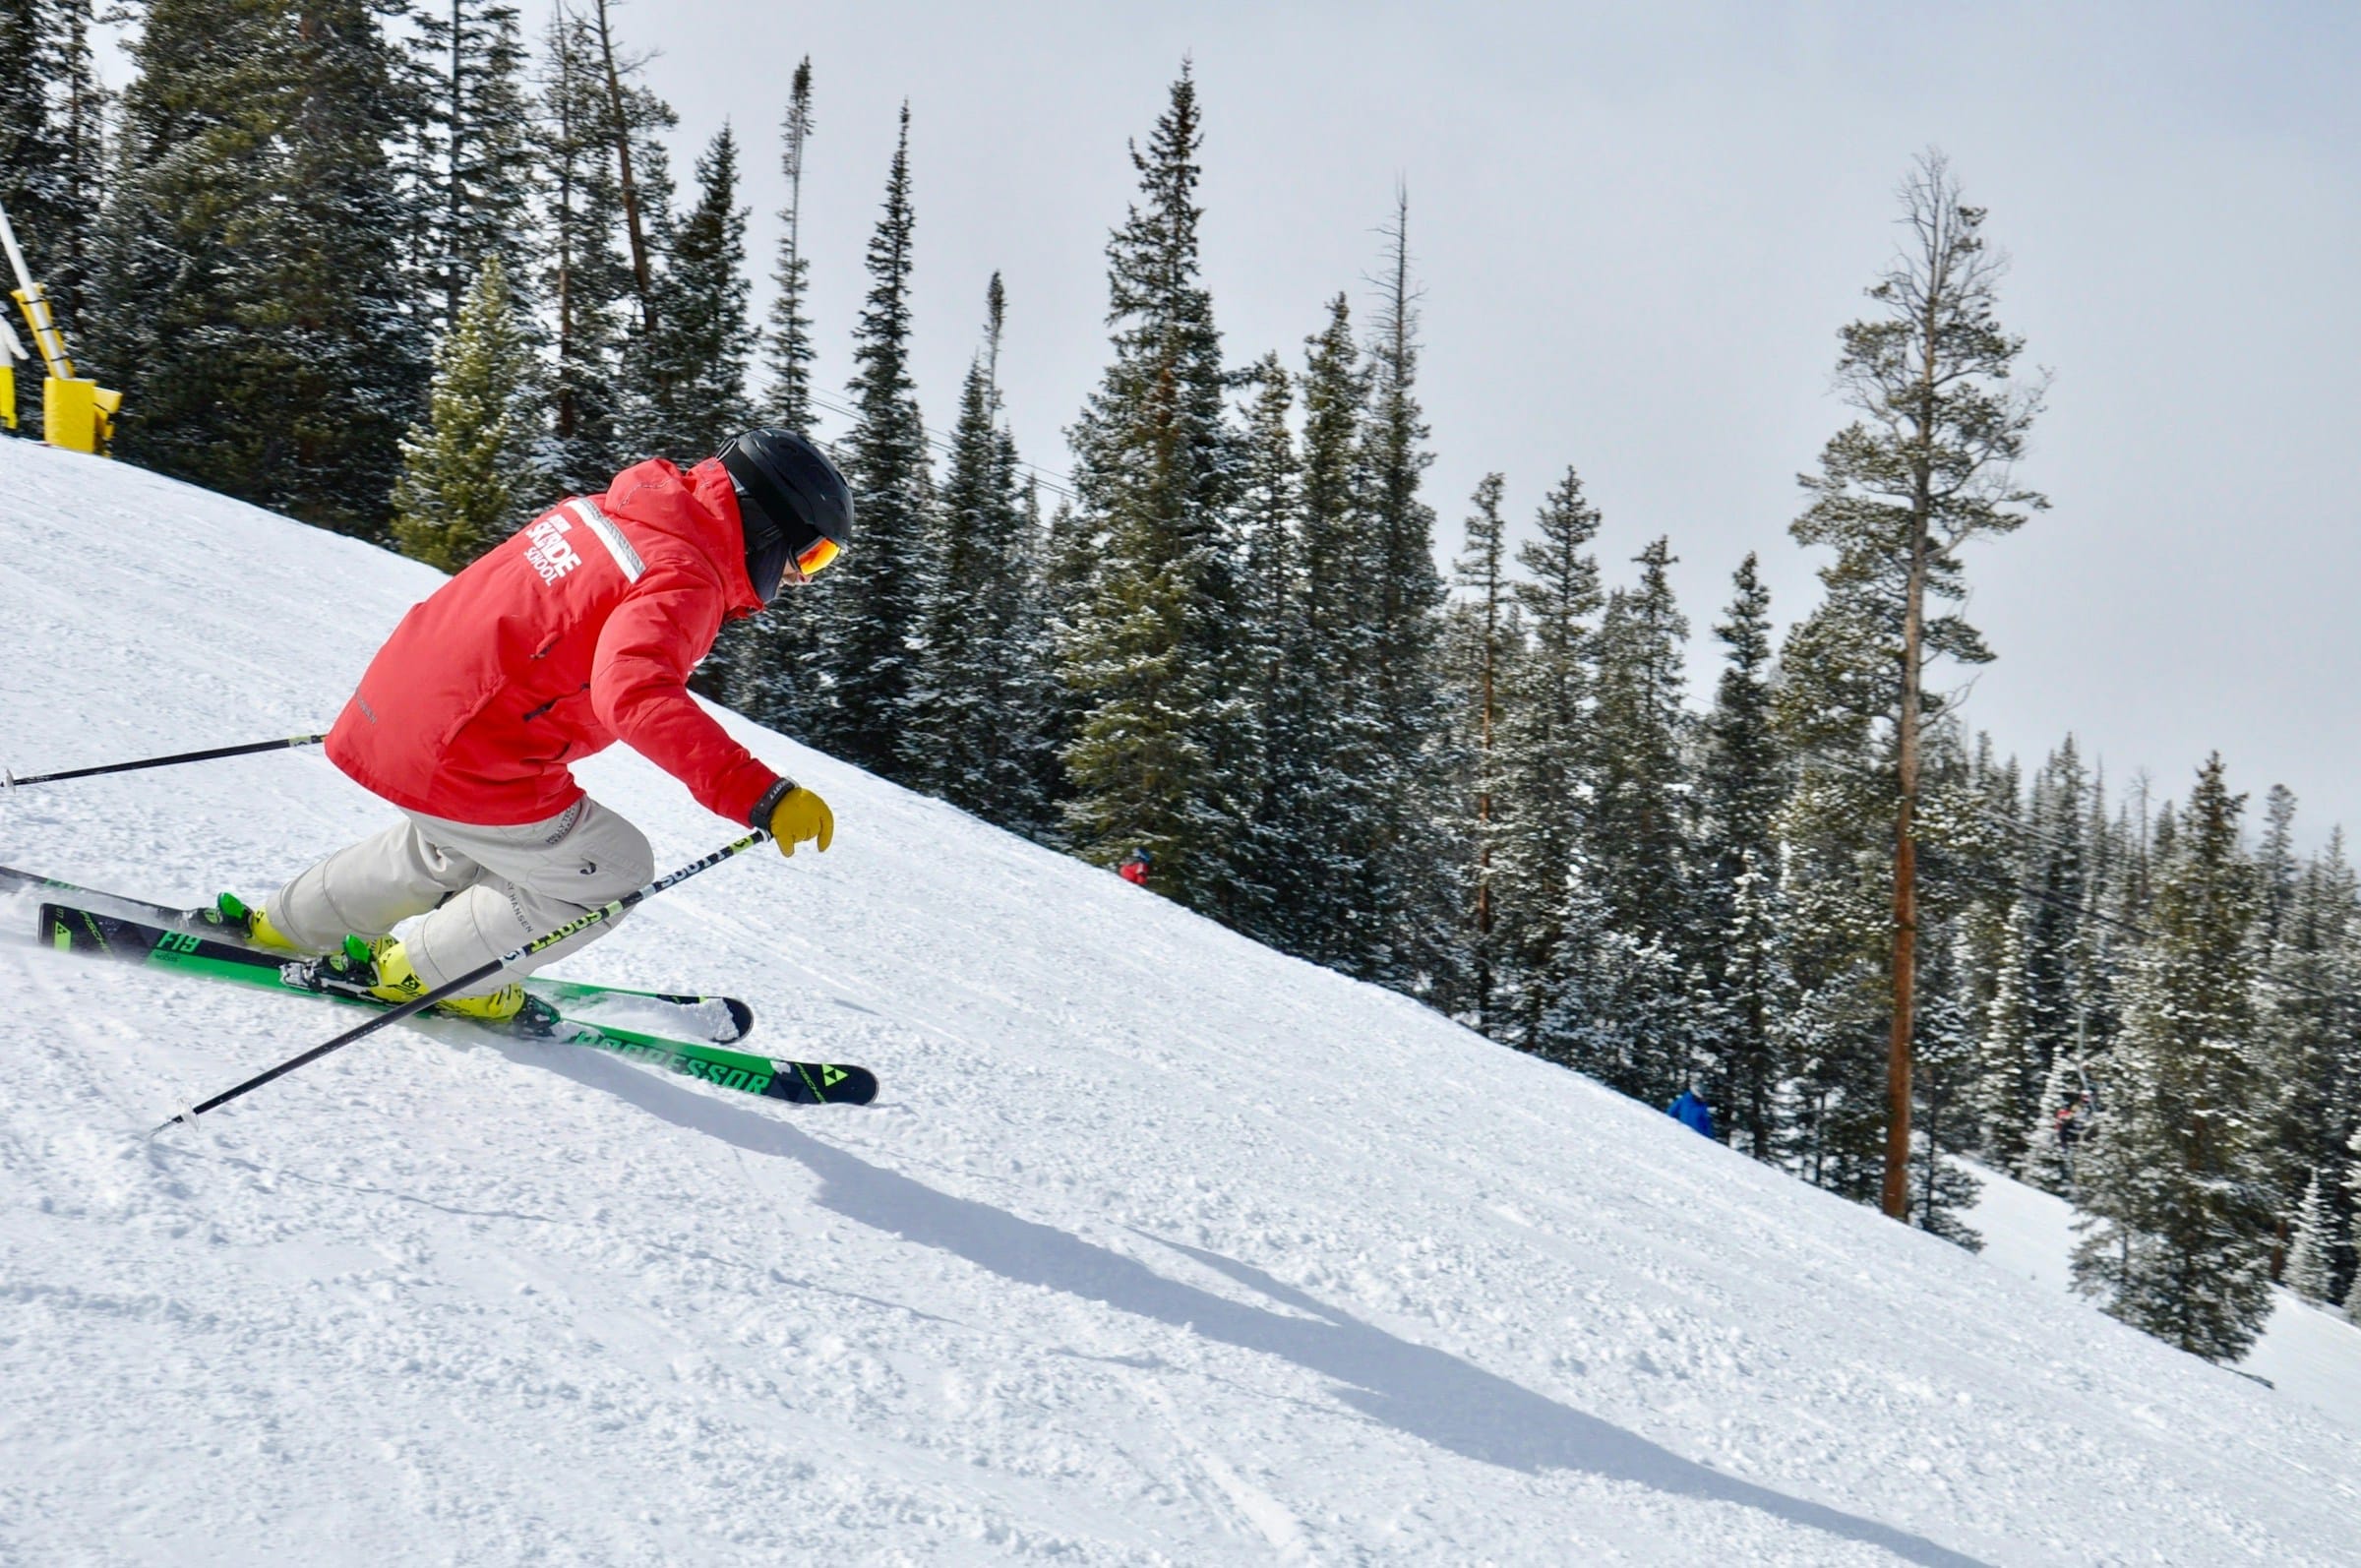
top-left (1883, 523), bottom-right (1928, 1216)
top-left (590, 0), bottom-right (654, 334)
top-left (1882, 305), bottom-right (1940, 1221)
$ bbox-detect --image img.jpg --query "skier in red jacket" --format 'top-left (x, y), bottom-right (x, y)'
top-left (209, 429), bottom-right (852, 1019)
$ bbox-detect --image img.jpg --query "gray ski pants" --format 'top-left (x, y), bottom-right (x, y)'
top-left (268, 798), bottom-right (656, 996)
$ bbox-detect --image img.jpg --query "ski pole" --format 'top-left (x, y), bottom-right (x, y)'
top-left (151, 828), bottom-right (773, 1135)
top-left (5, 732), bottom-right (328, 789)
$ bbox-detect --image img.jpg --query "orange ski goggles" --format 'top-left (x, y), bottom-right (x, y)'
top-left (793, 533), bottom-right (841, 579)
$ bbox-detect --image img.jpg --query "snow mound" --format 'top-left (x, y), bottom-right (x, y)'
top-left (3, 438), bottom-right (2358, 1564)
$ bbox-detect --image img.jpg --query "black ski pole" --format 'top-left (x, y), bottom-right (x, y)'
top-left (5, 732), bottom-right (329, 789)
top-left (151, 828), bottom-right (773, 1135)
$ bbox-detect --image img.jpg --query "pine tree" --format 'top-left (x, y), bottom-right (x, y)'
top-left (2258, 827), bottom-right (2361, 1296)
top-left (1358, 188), bottom-right (1456, 995)
top-left (0, 0), bottom-right (71, 272)
top-left (2259, 784), bottom-right (2300, 949)
top-left (2284, 1171), bottom-right (2335, 1304)
top-left (390, 254), bottom-right (540, 571)
top-left (1223, 352), bottom-right (1301, 943)
top-left (1978, 894), bottom-right (2037, 1167)
top-left (1058, 65), bottom-right (1250, 914)
top-left (1446, 473), bottom-right (1516, 1036)
top-left (409, 0), bottom-right (535, 332)
top-left (1772, 593), bottom-right (1895, 1203)
top-left (1788, 150), bottom-right (2048, 1218)
top-left (761, 56), bottom-right (817, 430)
top-left (1694, 556), bottom-right (1787, 1155)
top-left (582, 0), bottom-right (677, 461)
top-left (2072, 755), bottom-right (2276, 1361)
top-left (1, 0), bottom-right (106, 349)
top-left (812, 102), bottom-right (932, 779)
top-left (1578, 538), bottom-right (1693, 1101)
top-left (1264, 293), bottom-right (1386, 970)
top-left (2021, 740), bottom-right (2091, 1132)
top-left (638, 123), bottom-right (754, 457)
top-left (1493, 467), bottom-right (1604, 1051)
top-left (1910, 933), bottom-right (1985, 1249)
top-left (727, 58), bottom-right (823, 735)
top-left (536, 6), bottom-right (633, 491)
top-left (584, 0), bottom-right (661, 343)
top-left (102, 0), bottom-right (425, 537)
top-left (905, 274), bottom-right (1054, 830)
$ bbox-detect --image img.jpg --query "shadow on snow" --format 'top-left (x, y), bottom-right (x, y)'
top-left (515, 1042), bottom-right (1990, 1568)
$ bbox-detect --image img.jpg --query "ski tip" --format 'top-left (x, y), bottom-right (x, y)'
top-left (722, 997), bottom-right (755, 1043)
top-left (773, 1062), bottom-right (878, 1107)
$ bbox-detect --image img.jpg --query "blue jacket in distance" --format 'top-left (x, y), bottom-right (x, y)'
top-left (1667, 1091), bottom-right (1715, 1140)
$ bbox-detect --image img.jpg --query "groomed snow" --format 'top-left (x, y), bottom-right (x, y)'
top-left (4, 438), bottom-right (2358, 1564)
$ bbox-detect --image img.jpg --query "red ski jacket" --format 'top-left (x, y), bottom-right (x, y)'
top-left (326, 457), bottom-right (782, 828)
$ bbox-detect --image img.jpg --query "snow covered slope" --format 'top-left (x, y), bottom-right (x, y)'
top-left (1968, 1162), bottom-right (2361, 1437)
top-left (3, 438), bottom-right (2358, 1565)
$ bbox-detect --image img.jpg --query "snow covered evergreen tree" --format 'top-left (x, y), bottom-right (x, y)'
top-left (1357, 190), bottom-right (1457, 995)
top-left (1910, 934), bottom-right (1985, 1249)
top-left (638, 124), bottom-right (754, 457)
top-left (811, 103), bottom-right (931, 780)
top-left (725, 63), bottom-right (825, 740)
top-left (1772, 590), bottom-right (1899, 1203)
top-left (2258, 784), bottom-right (2300, 950)
top-left (2073, 755), bottom-right (2276, 1361)
top-left (102, 0), bottom-right (425, 537)
top-left (1786, 150), bottom-right (2047, 1217)
top-left (1444, 473), bottom-right (1518, 1036)
top-left (1221, 352), bottom-right (1301, 944)
top-left (1, 0), bottom-right (106, 344)
top-left (390, 254), bottom-right (540, 571)
top-left (1693, 556), bottom-right (1786, 1154)
top-left (1579, 538), bottom-right (1694, 1101)
top-left (1058, 65), bottom-right (1251, 915)
top-left (409, 0), bottom-right (535, 332)
top-left (761, 57), bottom-right (817, 430)
top-left (1262, 293), bottom-right (1386, 971)
top-left (1494, 467), bottom-right (1604, 1053)
top-left (2258, 826), bottom-right (2361, 1298)
top-left (535, 7), bottom-right (632, 492)
top-left (905, 275), bottom-right (1055, 833)
top-left (1977, 895), bottom-right (2037, 1168)
top-left (2283, 1171), bottom-right (2335, 1304)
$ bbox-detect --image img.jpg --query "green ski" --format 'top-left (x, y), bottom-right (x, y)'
top-left (1, 863), bottom-right (754, 1045)
top-left (38, 902), bottom-right (876, 1108)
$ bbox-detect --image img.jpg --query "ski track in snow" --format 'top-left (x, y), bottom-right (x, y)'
top-left (3, 438), bottom-right (2359, 1563)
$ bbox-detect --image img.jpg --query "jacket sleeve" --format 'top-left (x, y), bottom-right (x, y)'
top-left (588, 555), bottom-right (781, 825)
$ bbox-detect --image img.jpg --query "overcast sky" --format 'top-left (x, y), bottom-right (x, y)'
top-left (121, 3), bottom-right (2361, 838)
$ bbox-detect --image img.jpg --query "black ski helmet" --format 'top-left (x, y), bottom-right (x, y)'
top-left (717, 428), bottom-right (854, 604)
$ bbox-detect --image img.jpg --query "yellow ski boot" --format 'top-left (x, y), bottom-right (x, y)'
top-left (308, 935), bottom-right (526, 1022)
top-left (203, 892), bottom-right (304, 953)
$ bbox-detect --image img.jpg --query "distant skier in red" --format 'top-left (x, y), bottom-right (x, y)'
top-left (209, 430), bottom-right (853, 1019)
top-left (1119, 847), bottom-right (1153, 886)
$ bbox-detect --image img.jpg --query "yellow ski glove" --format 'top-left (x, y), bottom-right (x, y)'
top-left (757, 780), bottom-right (834, 857)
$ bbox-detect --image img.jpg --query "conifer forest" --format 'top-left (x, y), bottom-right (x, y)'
top-left (6, 0), bottom-right (2356, 1366)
